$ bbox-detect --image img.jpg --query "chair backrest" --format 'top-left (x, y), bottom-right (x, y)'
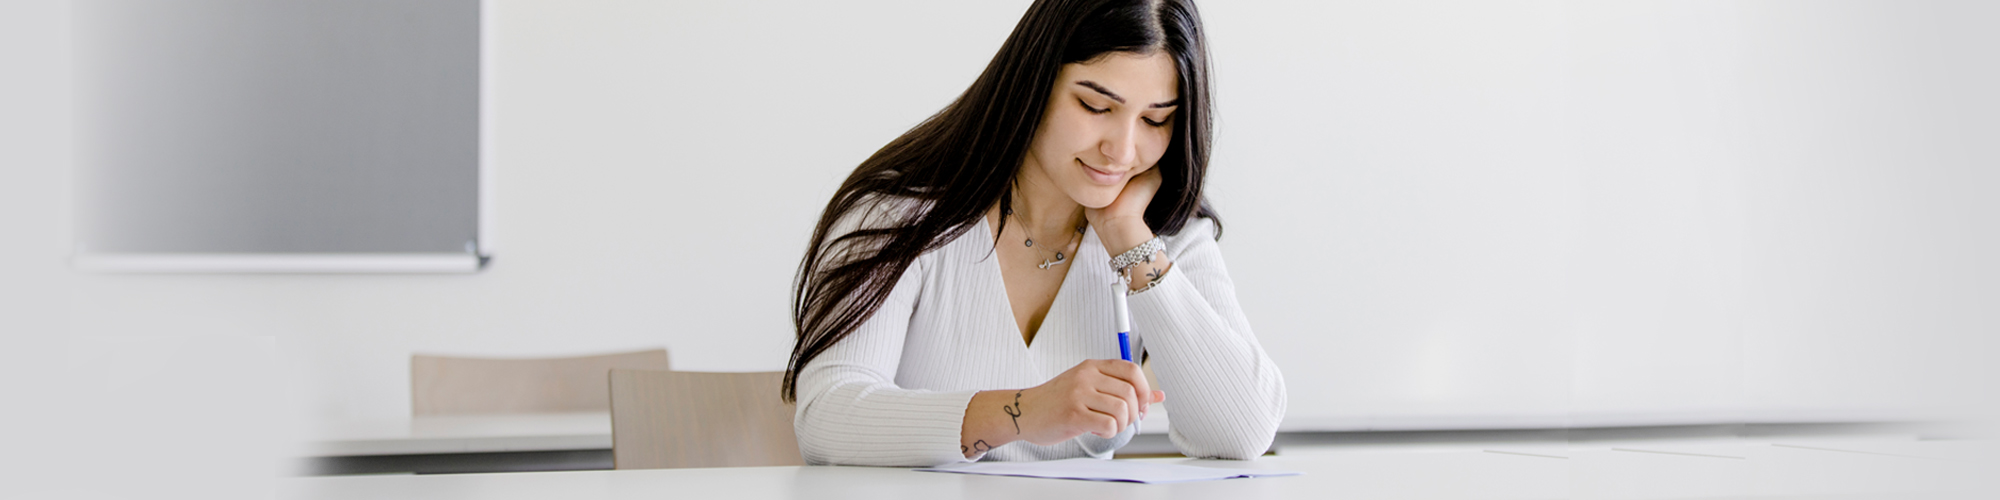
top-left (411, 349), bottom-right (670, 416)
top-left (607, 369), bottom-right (804, 469)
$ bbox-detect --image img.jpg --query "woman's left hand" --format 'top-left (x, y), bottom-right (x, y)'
top-left (1085, 169), bottom-right (1162, 249)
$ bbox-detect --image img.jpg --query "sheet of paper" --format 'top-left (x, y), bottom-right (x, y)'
top-left (915, 458), bottom-right (1301, 484)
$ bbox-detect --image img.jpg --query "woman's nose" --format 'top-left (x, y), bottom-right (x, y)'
top-left (1101, 122), bottom-right (1139, 169)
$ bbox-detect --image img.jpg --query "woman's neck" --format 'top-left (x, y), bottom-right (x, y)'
top-left (1007, 162), bottom-right (1085, 237)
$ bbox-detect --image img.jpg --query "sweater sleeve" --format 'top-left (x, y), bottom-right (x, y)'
top-left (1127, 217), bottom-right (1288, 459)
top-left (791, 197), bottom-right (979, 466)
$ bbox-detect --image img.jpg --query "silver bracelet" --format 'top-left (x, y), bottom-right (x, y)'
top-left (1108, 236), bottom-right (1165, 279)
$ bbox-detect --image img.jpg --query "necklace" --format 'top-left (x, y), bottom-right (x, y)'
top-left (1005, 208), bottom-right (1085, 270)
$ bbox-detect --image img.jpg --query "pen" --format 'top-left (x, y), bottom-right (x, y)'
top-left (1099, 280), bottom-right (1143, 447)
top-left (1113, 282), bottom-right (1142, 433)
top-left (1113, 283), bottom-right (1132, 362)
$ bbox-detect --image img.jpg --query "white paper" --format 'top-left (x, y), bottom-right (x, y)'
top-left (916, 458), bottom-right (1301, 484)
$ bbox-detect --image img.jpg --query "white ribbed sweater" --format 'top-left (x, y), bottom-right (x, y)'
top-left (792, 212), bottom-right (1286, 466)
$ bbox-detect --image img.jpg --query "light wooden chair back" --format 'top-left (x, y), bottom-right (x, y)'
top-left (411, 349), bottom-right (670, 416)
top-left (607, 369), bottom-right (803, 469)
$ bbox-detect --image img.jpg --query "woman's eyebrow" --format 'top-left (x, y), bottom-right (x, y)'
top-left (1074, 80), bottom-right (1180, 108)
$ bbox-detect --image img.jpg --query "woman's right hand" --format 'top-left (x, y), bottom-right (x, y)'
top-left (960, 359), bottom-right (1166, 457)
top-left (1013, 359), bottom-right (1165, 445)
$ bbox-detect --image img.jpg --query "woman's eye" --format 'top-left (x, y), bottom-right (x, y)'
top-left (1143, 116), bottom-right (1169, 127)
top-left (1078, 99), bottom-right (1110, 114)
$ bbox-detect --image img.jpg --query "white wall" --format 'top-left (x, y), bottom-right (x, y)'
top-left (1207, 0), bottom-right (1998, 428)
top-left (3, 3), bottom-right (1995, 477)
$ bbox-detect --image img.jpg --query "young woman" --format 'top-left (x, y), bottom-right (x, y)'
top-left (784, 0), bottom-right (1284, 466)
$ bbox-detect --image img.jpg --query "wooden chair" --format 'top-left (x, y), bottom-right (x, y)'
top-left (607, 369), bottom-right (804, 469)
top-left (411, 349), bottom-right (670, 416)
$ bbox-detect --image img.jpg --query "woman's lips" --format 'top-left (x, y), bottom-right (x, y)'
top-left (1079, 159), bottom-right (1124, 185)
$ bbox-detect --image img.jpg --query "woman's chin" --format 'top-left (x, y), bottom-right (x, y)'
top-left (1070, 189), bottom-right (1121, 210)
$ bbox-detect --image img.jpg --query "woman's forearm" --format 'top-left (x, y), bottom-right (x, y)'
top-left (1128, 276), bottom-right (1286, 459)
top-left (959, 390), bottom-right (1025, 458)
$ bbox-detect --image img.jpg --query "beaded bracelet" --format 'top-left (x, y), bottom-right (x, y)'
top-left (1108, 236), bottom-right (1164, 278)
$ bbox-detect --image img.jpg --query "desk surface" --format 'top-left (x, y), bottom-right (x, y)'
top-left (284, 453), bottom-right (1555, 500)
top-left (302, 411), bottom-right (1174, 458)
top-left (283, 438), bottom-right (1997, 500)
top-left (302, 412), bottom-right (615, 457)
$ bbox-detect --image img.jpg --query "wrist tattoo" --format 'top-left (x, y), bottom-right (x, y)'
top-left (1145, 266), bottom-right (1161, 280)
top-left (1001, 391), bottom-right (1024, 434)
top-left (961, 439), bottom-right (994, 456)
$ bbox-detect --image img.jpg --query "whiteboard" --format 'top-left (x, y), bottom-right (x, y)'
top-left (71, 0), bottom-right (485, 272)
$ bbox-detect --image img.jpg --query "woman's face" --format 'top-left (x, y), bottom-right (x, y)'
top-left (1024, 51), bottom-right (1180, 209)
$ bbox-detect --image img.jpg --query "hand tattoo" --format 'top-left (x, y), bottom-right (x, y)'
top-left (1001, 390), bottom-right (1024, 434)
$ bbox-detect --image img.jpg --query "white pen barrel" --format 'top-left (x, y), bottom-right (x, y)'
top-left (1112, 283), bottom-right (1130, 334)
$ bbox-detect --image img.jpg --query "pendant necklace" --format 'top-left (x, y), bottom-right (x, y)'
top-left (1007, 208), bottom-right (1084, 270)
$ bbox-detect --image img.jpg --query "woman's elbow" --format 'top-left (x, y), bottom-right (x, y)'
top-left (1174, 429), bottom-right (1276, 460)
top-left (791, 401), bottom-right (839, 465)
top-left (1175, 415), bottom-right (1282, 459)
top-left (1180, 394), bottom-right (1286, 459)
top-left (791, 425), bottom-right (857, 466)
top-left (792, 427), bottom-right (829, 465)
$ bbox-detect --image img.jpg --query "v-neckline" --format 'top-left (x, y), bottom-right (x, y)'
top-left (979, 216), bottom-right (1094, 351)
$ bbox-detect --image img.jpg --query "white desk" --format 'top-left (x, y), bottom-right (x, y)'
top-left (283, 438), bottom-right (1997, 499)
top-left (298, 410), bottom-right (1178, 474)
top-left (284, 453), bottom-right (1558, 500)
top-left (299, 412), bottom-right (618, 474)
top-left (304, 410), bottom-right (1173, 457)
top-left (303, 412), bottom-right (615, 457)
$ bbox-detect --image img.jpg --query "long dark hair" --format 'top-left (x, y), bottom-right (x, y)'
top-left (783, 0), bottom-right (1220, 402)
